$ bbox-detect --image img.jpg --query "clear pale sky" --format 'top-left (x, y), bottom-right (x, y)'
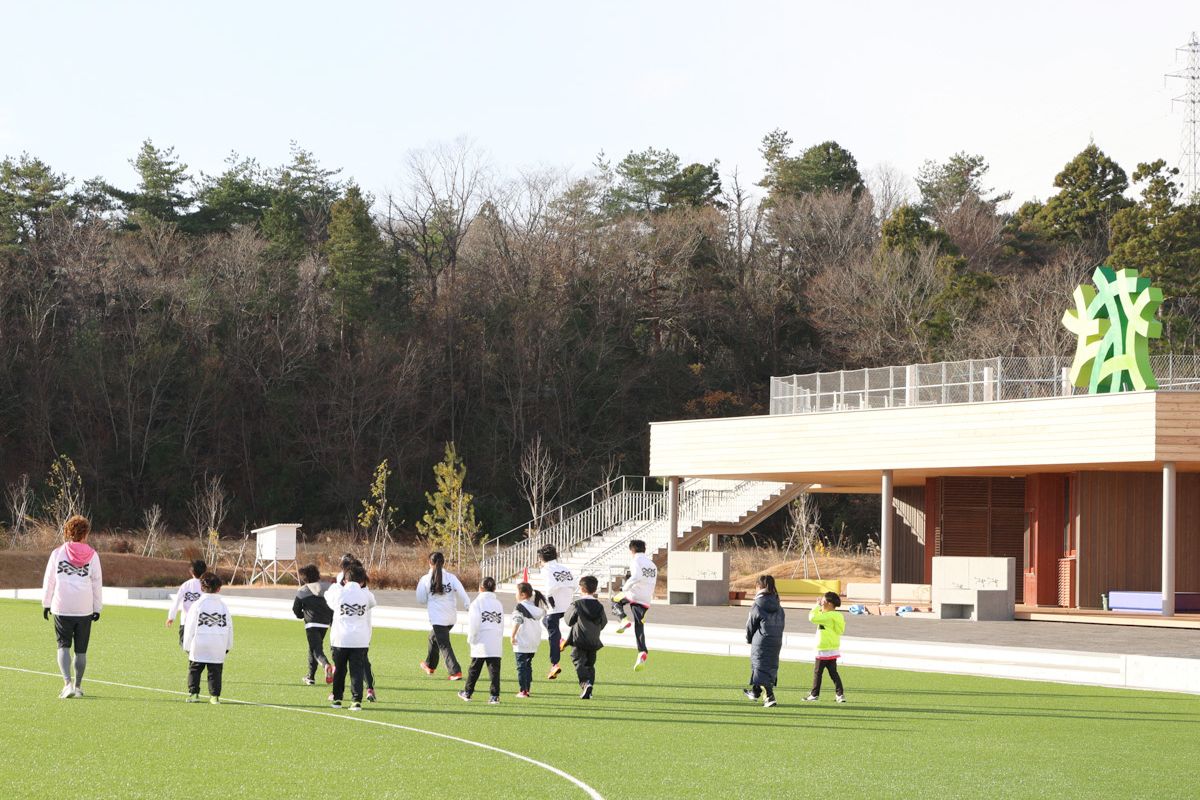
top-left (1, 0), bottom-right (1196, 208)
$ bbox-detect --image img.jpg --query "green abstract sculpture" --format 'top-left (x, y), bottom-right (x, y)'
top-left (1062, 266), bottom-right (1163, 393)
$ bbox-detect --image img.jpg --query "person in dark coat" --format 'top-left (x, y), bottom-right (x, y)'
top-left (565, 575), bottom-right (607, 699)
top-left (744, 575), bottom-right (785, 707)
top-left (293, 564), bottom-right (335, 685)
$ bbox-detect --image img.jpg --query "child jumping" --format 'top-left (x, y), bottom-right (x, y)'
top-left (510, 581), bottom-right (547, 698)
top-left (744, 575), bottom-right (785, 708)
top-left (416, 551), bottom-right (471, 681)
top-left (611, 538), bottom-right (656, 670)
top-left (537, 544), bottom-right (575, 680)
top-left (325, 563), bottom-right (376, 711)
top-left (459, 577), bottom-right (504, 704)
top-left (166, 559), bottom-right (206, 649)
top-left (292, 563), bottom-right (334, 685)
top-left (565, 575), bottom-right (607, 699)
top-left (183, 572), bottom-right (233, 704)
top-left (41, 514), bottom-right (102, 699)
top-left (804, 591), bottom-right (846, 703)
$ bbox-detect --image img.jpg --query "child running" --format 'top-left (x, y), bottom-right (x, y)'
top-left (325, 562), bottom-right (376, 711)
top-left (510, 581), bottom-right (547, 698)
top-left (166, 559), bottom-right (206, 649)
top-left (416, 551), bottom-right (471, 681)
top-left (183, 572), bottom-right (233, 704)
top-left (744, 575), bottom-right (785, 708)
top-left (565, 575), bottom-right (607, 699)
top-left (611, 538), bottom-right (656, 671)
top-left (292, 563), bottom-right (334, 685)
top-left (334, 554), bottom-right (378, 701)
top-left (537, 544), bottom-right (575, 680)
top-left (804, 591), bottom-right (847, 703)
top-left (41, 515), bottom-right (102, 699)
top-left (459, 577), bottom-right (504, 704)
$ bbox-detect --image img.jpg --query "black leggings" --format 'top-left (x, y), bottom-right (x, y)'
top-left (425, 624), bottom-right (461, 675)
top-left (612, 598), bottom-right (649, 653)
top-left (810, 659), bottom-right (843, 697)
top-left (331, 646), bottom-right (368, 702)
top-left (305, 626), bottom-right (330, 679)
top-left (464, 656), bottom-right (500, 698)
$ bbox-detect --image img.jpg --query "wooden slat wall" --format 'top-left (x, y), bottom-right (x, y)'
top-left (892, 486), bottom-right (925, 584)
top-left (650, 392), bottom-right (1169, 479)
top-left (1075, 472), bottom-right (1200, 607)
top-left (935, 477), bottom-right (1026, 600)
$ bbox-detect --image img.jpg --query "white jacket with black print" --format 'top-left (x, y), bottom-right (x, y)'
top-left (540, 561), bottom-right (576, 615)
top-left (167, 577), bottom-right (202, 624)
top-left (467, 591), bottom-right (505, 658)
top-left (510, 599), bottom-right (546, 654)
top-left (41, 544), bottom-right (103, 617)
top-left (415, 570), bottom-right (471, 626)
top-left (326, 581), bottom-right (376, 648)
top-left (182, 593), bottom-right (233, 664)
top-left (623, 553), bottom-right (658, 606)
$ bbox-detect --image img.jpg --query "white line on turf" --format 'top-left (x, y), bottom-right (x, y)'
top-left (0, 665), bottom-right (604, 800)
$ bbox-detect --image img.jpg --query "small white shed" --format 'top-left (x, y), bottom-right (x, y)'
top-left (249, 523), bottom-right (302, 585)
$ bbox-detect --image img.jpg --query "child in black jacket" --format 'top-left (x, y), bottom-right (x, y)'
top-left (293, 564), bottom-right (334, 685)
top-left (565, 575), bottom-right (607, 699)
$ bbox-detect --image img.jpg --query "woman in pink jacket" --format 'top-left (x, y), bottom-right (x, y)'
top-left (41, 515), bottom-right (103, 699)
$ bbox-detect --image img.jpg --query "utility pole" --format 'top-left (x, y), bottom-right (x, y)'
top-left (1167, 32), bottom-right (1200, 201)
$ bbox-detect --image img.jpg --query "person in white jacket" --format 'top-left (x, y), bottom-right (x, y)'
top-left (458, 577), bottom-right (504, 704)
top-left (510, 582), bottom-right (547, 698)
top-left (325, 563), bottom-right (376, 711)
top-left (165, 559), bottom-right (207, 649)
top-left (537, 544), bottom-right (575, 680)
top-left (415, 551), bottom-right (471, 680)
top-left (41, 515), bottom-right (103, 699)
top-left (182, 572), bottom-right (233, 704)
top-left (611, 539), bottom-right (657, 671)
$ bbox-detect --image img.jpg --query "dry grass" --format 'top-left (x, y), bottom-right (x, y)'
top-left (726, 539), bottom-right (879, 591)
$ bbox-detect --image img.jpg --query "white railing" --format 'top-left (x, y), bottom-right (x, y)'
top-left (770, 355), bottom-right (1200, 415)
top-left (575, 479), bottom-right (790, 583)
top-left (479, 476), bottom-right (662, 582)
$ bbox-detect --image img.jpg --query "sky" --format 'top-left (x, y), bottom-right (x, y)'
top-left (1, 0), bottom-right (1197, 209)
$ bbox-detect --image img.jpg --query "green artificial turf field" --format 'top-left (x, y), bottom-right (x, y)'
top-left (2, 599), bottom-right (1198, 799)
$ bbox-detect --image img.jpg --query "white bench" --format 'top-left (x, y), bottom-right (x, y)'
top-left (932, 557), bottom-right (1015, 621)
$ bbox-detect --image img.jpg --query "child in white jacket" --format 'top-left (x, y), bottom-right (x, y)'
top-left (415, 551), bottom-right (471, 680)
top-left (166, 559), bottom-right (207, 649)
top-left (182, 572), bottom-right (233, 704)
top-left (459, 577), bottom-right (504, 704)
top-left (41, 515), bottom-right (103, 699)
top-left (612, 539), bottom-right (657, 671)
top-left (325, 563), bottom-right (376, 711)
top-left (510, 582), bottom-right (547, 698)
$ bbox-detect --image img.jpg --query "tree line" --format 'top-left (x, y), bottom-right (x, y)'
top-left (2, 133), bottom-right (1198, 540)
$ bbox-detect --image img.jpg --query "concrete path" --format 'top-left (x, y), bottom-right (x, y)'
top-left (225, 587), bottom-right (1200, 660)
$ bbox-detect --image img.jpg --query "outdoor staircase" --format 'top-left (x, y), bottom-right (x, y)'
top-left (481, 477), bottom-right (805, 593)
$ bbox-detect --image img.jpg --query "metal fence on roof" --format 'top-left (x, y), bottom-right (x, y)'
top-left (769, 355), bottom-right (1200, 415)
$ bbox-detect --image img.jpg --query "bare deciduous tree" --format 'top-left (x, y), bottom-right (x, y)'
top-left (519, 433), bottom-right (563, 533)
top-left (188, 474), bottom-right (229, 564)
top-left (5, 474), bottom-right (33, 535)
top-left (140, 503), bottom-right (164, 557)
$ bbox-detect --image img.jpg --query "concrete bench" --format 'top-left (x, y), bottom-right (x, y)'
top-left (667, 578), bottom-right (730, 606)
top-left (935, 588), bottom-right (1012, 621)
top-left (1109, 591), bottom-right (1200, 613)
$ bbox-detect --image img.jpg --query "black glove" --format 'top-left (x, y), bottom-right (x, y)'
top-left (43, 608), bottom-right (50, 621)
top-left (91, 612), bottom-right (100, 622)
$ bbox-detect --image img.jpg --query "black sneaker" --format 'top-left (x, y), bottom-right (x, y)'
top-left (579, 683), bottom-right (593, 700)
top-left (764, 696), bottom-right (777, 708)
top-left (330, 699), bottom-right (342, 709)
top-left (488, 696), bottom-right (500, 705)
top-left (458, 691), bottom-right (471, 702)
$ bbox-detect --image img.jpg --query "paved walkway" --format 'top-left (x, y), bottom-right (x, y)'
top-left (226, 587), bottom-right (1200, 660)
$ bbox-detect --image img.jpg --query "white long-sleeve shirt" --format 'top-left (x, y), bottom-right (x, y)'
top-left (510, 599), bottom-right (546, 654)
top-left (540, 561), bottom-right (575, 614)
top-left (167, 578), bottom-right (202, 624)
top-left (41, 544), bottom-right (103, 617)
top-left (623, 553), bottom-right (658, 606)
top-left (326, 581), bottom-right (376, 648)
top-left (467, 591), bottom-right (505, 658)
top-left (182, 593), bottom-right (233, 663)
top-left (415, 569), bottom-right (471, 626)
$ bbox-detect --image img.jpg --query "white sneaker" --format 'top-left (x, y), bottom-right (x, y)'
top-left (615, 620), bottom-right (631, 634)
top-left (763, 697), bottom-right (777, 708)
top-left (835, 694), bottom-right (847, 703)
top-left (803, 694), bottom-right (819, 702)
top-left (59, 683), bottom-right (75, 700)
top-left (633, 652), bottom-right (648, 671)
top-left (743, 689), bottom-right (759, 701)
top-left (72, 686), bottom-right (84, 698)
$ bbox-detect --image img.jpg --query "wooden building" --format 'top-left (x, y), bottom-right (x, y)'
top-left (649, 382), bottom-right (1200, 614)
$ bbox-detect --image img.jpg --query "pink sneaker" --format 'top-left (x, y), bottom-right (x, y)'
top-left (516, 690), bottom-right (530, 699)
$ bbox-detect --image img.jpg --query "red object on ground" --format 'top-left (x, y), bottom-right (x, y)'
top-left (522, 567), bottom-right (528, 583)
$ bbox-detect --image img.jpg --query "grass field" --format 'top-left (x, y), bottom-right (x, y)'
top-left (2, 599), bottom-right (1198, 799)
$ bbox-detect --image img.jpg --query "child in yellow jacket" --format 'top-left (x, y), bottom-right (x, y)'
top-left (804, 591), bottom-right (846, 703)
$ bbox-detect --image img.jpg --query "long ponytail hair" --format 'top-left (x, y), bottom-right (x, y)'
top-left (429, 551), bottom-right (446, 593)
top-left (516, 581), bottom-right (547, 608)
top-left (757, 574), bottom-right (778, 596)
